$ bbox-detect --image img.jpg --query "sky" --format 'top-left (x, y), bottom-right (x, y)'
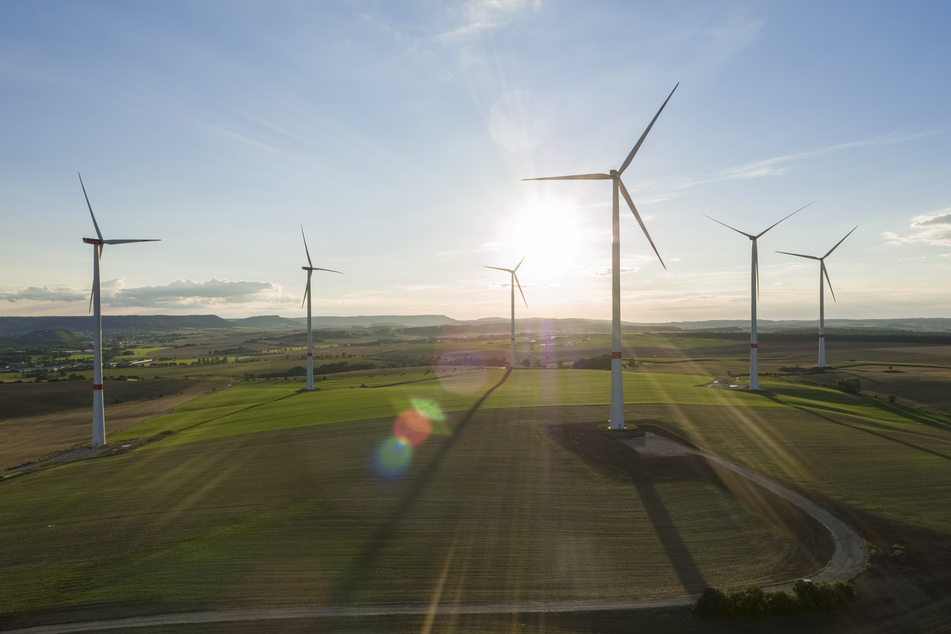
top-left (1, 0), bottom-right (949, 323)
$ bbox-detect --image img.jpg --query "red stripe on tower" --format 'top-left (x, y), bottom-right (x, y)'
top-left (750, 344), bottom-right (758, 349)
top-left (307, 353), bottom-right (313, 357)
top-left (93, 384), bottom-right (103, 390)
top-left (611, 351), bottom-right (622, 359)
top-left (819, 335), bottom-right (825, 338)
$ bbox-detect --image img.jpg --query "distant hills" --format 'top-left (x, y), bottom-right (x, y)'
top-left (228, 314), bottom-right (457, 329)
top-left (2, 315), bottom-right (949, 349)
top-left (0, 315), bottom-right (234, 337)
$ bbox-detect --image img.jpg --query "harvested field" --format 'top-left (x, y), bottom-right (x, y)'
top-left (0, 380), bottom-right (227, 471)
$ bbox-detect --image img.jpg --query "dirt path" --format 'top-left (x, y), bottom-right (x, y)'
top-left (619, 432), bottom-right (866, 584)
top-left (1, 431), bottom-right (865, 634)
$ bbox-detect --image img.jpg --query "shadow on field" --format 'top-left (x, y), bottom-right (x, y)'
top-left (172, 390), bottom-right (301, 435)
top-left (546, 425), bottom-right (707, 593)
top-left (335, 368), bottom-right (512, 604)
top-left (760, 394), bottom-right (951, 463)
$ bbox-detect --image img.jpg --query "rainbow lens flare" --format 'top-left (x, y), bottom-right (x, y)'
top-left (373, 436), bottom-right (413, 479)
top-left (393, 409), bottom-right (432, 446)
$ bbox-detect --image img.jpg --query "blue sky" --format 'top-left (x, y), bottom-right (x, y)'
top-left (1, 0), bottom-right (949, 322)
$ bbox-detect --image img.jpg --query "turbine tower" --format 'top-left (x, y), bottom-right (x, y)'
top-left (777, 226), bottom-right (857, 368)
top-left (300, 226), bottom-right (343, 391)
top-left (523, 84), bottom-right (677, 430)
top-left (79, 173), bottom-right (159, 447)
top-left (484, 255), bottom-right (527, 369)
top-left (705, 203), bottom-right (812, 390)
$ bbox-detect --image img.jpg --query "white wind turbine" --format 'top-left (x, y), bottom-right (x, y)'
top-left (484, 255), bottom-right (527, 369)
top-left (523, 84), bottom-right (678, 430)
top-left (705, 203), bottom-right (813, 390)
top-left (301, 226), bottom-right (343, 391)
top-left (777, 226), bottom-right (857, 368)
top-left (79, 173), bottom-right (159, 447)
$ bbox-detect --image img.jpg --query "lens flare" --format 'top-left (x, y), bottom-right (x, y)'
top-left (373, 436), bottom-right (413, 479)
top-left (393, 409), bottom-right (432, 446)
top-left (410, 398), bottom-right (445, 422)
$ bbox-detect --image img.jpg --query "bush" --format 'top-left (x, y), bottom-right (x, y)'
top-left (730, 586), bottom-right (767, 617)
top-left (832, 377), bottom-right (862, 394)
top-left (573, 354), bottom-right (612, 370)
top-left (695, 580), bottom-right (855, 619)
top-left (694, 587), bottom-right (733, 618)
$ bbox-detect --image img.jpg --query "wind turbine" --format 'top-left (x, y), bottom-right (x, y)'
top-left (484, 255), bottom-right (527, 369)
top-left (523, 84), bottom-right (678, 430)
top-left (300, 226), bottom-right (343, 391)
top-left (705, 203), bottom-right (813, 390)
top-left (777, 226), bottom-right (857, 368)
top-left (79, 173), bottom-right (159, 447)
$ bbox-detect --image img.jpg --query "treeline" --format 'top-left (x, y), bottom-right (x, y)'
top-left (432, 355), bottom-right (508, 367)
top-left (254, 361), bottom-right (376, 379)
top-left (664, 330), bottom-right (951, 344)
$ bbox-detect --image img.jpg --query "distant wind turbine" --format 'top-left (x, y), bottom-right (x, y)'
top-left (523, 84), bottom-right (678, 429)
top-left (485, 255), bottom-right (527, 369)
top-left (301, 226), bottom-right (343, 391)
top-left (705, 203), bottom-right (813, 390)
top-left (79, 173), bottom-right (159, 447)
top-left (777, 226), bottom-right (857, 368)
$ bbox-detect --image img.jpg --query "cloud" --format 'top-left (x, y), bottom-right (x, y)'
top-left (109, 278), bottom-right (290, 307)
top-left (883, 210), bottom-right (951, 248)
top-left (437, 0), bottom-right (540, 42)
top-left (588, 266), bottom-right (640, 277)
top-left (678, 129), bottom-right (948, 190)
top-left (0, 286), bottom-right (87, 303)
top-left (1, 278), bottom-right (294, 309)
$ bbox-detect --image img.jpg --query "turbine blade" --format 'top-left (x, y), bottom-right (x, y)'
top-left (484, 266), bottom-right (514, 273)
top-left (88, 288), bottom-right (94, 315)
top-left (619, 179), bottom-right (665, 269)
top-left (302, 273), bottom-right (311, 308)
top-left (823, 225), bottom-right (858, 259)
top-left (823, 261), bottom-right (837, 302)
top-left (776, 250), bottom-right (820, 260)
top-left (312, 267), bottom-right (344, 274)
top-left (522, 173), bottom-right (611, 181)
top-left (301, 225), bottom-right (314, 268)
top-left (618, 82), bottom-right (679, 175)
top-left (514, 253), bottom-right (527, 272)
top-left (754, 202), bottom-right (814, 239)
top-left (514, 272), bottom-right (528, 308)
top-left (704, 214), bottom-right (755, 239)
top-left (103, 239), bottom-right (160, 245)
top-left (78, 172), bottom-right (104, 241)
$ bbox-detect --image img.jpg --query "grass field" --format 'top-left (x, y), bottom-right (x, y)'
top-left (4, 333), bottom-right (951, 631)
top-left (0, 376), bottom-right (828, 620)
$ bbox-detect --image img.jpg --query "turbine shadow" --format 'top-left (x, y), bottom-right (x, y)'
top-left (335, 368), bottom-right (513, 604)
top-left (546, 425), bottom-right (707, 593)
top-left (759, 393), bottom-right (951, 463)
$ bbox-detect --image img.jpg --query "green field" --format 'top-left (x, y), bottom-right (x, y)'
top-left (0, 370), bottom-right (831, 619)
top-left (4, 332), bottom-right (951, 631)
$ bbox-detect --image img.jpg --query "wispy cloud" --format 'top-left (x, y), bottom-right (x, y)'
top-left (437, 0), bottom-right (540, 42)
top-left (883, 209), bottom-right (951, 248)
top-left (588, 266), bottom-right (640, 277)
top-left (679, 129), bottom-right (948, 190)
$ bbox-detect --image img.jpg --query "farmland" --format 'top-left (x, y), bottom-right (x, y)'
top-left (2, 324), bottom-right (951, 631)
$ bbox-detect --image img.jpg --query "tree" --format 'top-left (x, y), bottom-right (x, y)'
top-left (521, 358), bottom-right (531, 368)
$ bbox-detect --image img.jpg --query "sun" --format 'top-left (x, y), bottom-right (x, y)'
top-left (503, 199), bottom-right (598, 279)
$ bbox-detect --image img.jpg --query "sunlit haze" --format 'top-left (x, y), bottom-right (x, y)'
top-left (2, 1), bottom-right (949, 322)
